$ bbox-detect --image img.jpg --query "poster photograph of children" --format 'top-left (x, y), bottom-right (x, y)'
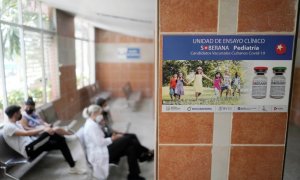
top-left (162, 35), bottom-right (294, 112)
top-left (162, 60), bottom-right (244, 105)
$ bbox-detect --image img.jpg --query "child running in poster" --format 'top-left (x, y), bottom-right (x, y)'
top-left (221, 69), bottom-right (232, 97)
top-left (189, 67), bottom-right (213, 101)
top-left (213, 72), bottom-right (223, 97)
top-left (174, 72), bottom-right (189, 104)
top-left (232, 72), bottom-right (241, 96)
top-left (169, 73), bottom-right (177, 103)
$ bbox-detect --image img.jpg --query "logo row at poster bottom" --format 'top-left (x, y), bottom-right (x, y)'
top-left (162, 105), bottom-right (288, 112)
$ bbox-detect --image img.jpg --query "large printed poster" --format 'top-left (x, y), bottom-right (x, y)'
top-left (162, 35), bottom-right (294, 112)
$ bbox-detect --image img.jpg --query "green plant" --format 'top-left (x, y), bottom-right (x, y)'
top-left (7, 90), bottom-right (24, 105)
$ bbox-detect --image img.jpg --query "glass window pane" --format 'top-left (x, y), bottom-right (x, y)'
top-left (75, 18), bottom-right (89, 39)
top-left (0, 95), bottom-right (4, 123)
top-left (0, 64), bottom-right (4, 123)
top-left (41, 3), bottom-right (55, 31)
top-left (75, 39), bottom-right (83, 89)
top-left (43, 33), bottom-right (59, 102)
top-left (24, 30), bottom-right (43, 105)
top-left (22, 0), bottom-right (40, 28)
top-left (82, 40), bottom-right (90, 86)
top-left (0, 0), bottom-right (19, 23)
top-left (1, 24), bottom-right (25, 106)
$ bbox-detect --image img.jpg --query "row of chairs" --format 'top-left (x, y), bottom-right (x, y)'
top-left (0, 81), bottom-right (141, 179)
top-left (0, 103), bottom-right (77, 180)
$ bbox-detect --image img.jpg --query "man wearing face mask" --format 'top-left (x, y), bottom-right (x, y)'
top-left (3, 105), bottom-right (85, 174)
top-left (20, 97), bottom-right (72, 136)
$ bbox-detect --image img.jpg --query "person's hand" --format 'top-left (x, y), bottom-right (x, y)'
top-left (44, 127), bottom-right (54, 135)
top-left (114, 131), bottom-right (124, 135)
top-left (44, 123), bottom-right (51, 127)
top-left (111, 133), bottom-right (123, 141)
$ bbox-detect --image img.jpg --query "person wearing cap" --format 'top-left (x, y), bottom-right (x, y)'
top-left (189, 66), bottom-right (213, 101)
top-left (3, 105), bottom-right (85, 174)
top-left (20, 97), bottom-right (72, 136)
top-left (96, 98), bottom-right (154, 162)
top-left (82, 104), bottom-right (145, 180)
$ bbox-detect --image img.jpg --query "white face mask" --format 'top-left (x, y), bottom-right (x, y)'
top-left (95, 115), bottom-right (104, 123)
top-left (103, 106), bottom-right (110, 112)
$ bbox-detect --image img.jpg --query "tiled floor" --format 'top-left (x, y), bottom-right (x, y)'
top-left (3, 98), bottom-right (300, 180)
top-left (19, 98), bottom-right (155, 180)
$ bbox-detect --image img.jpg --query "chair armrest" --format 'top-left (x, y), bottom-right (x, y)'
top-left (52, 120), bottom-right (62, 127)
top-left (4, 159), bottom-right (28, 166)
top-left (67, 120), bottom-right (78, 131)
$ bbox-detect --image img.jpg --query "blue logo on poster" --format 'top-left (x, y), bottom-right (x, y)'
top-left (163, 35), bottom-right (294, 60)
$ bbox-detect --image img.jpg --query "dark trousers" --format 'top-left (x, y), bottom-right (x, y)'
top-left (124, 133), bottom-right (149, 157)
top-left (25, 132), bottom-right (75, 167)
top-left (108, 135), bottom-right (140, 176)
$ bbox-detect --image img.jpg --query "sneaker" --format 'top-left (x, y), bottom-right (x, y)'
top-left (69, 166), bottom-right (87, 174)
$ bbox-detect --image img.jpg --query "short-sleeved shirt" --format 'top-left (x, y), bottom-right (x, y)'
top-left (3, 121), bottom-right (33, 158)
top-left (170, 78), bottom-right (177, 89)
top-left (214, 77), bottom-right (222, 90)
top-left (223, 74), bottom-right (231, 86)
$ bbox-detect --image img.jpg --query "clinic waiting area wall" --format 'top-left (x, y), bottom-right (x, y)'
top-left (158, 0), bottom-right (298, 180)
top-left (52, 10), bottom-right (155, 121)
top-left (52, 10), bottom-right (90, 121)
top-left (95, 29), bottom-right (155, 98)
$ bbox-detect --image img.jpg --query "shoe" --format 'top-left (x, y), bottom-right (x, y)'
top-left (139, 150), bottom-right (154, 162)
top-left (69, 166), bottom-right (87, 174)
top-left (127, 174), bottom-right (145, 180)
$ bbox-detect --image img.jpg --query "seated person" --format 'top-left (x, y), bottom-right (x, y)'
top-left (20, 97), bottom-right (72, 136)
top-left (82, 105), bottom-right (146, 180)
top-left (96, 98), bottom-right (154, 162)
top-left (3, 105), bottom-right (85, 174)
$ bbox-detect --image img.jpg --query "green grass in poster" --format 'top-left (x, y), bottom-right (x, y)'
top-left (162, 86), bottom-right (243, 105)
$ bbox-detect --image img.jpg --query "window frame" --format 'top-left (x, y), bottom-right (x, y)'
top-left (74, 17), bottom-right (95, 89)
top-left (0, 0), bottom-right (59, 124)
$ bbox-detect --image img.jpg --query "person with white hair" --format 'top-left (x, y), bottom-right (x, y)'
top-left (82, 104), bottom-right (145, 180)
top-left (96, 98), bottom-right (154, 163)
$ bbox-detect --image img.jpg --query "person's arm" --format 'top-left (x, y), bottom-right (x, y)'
top-left (14, 126), bottom-right (45, 136)
top-left (183, 78), bottom-right (189, 84)
top-left (203, 74), bottom-right (213, 82)
top-left (19, 118), bottom-right (34, 130)
top-left (111, 133), bottom-right (123, 141)
top-left (35, 114), bottom-right (50, 127)
top-left (188, 75), bottom-right (195, 84)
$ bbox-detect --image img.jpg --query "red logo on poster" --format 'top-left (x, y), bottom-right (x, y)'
top-left (275, 43), bottom-right (287, 55)
top-left (204, 46), bottom-right (208, 50)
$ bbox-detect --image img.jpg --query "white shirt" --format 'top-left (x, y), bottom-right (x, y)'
top-left (224, 74), bottom-right (231, 86)
top-left (3, 121), bottom-right (33, 158)
top-left (84, 118), bottom-right (112, 180)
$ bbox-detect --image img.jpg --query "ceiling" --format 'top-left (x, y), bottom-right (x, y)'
top-left (41, 0), bottom-right (156, 39)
